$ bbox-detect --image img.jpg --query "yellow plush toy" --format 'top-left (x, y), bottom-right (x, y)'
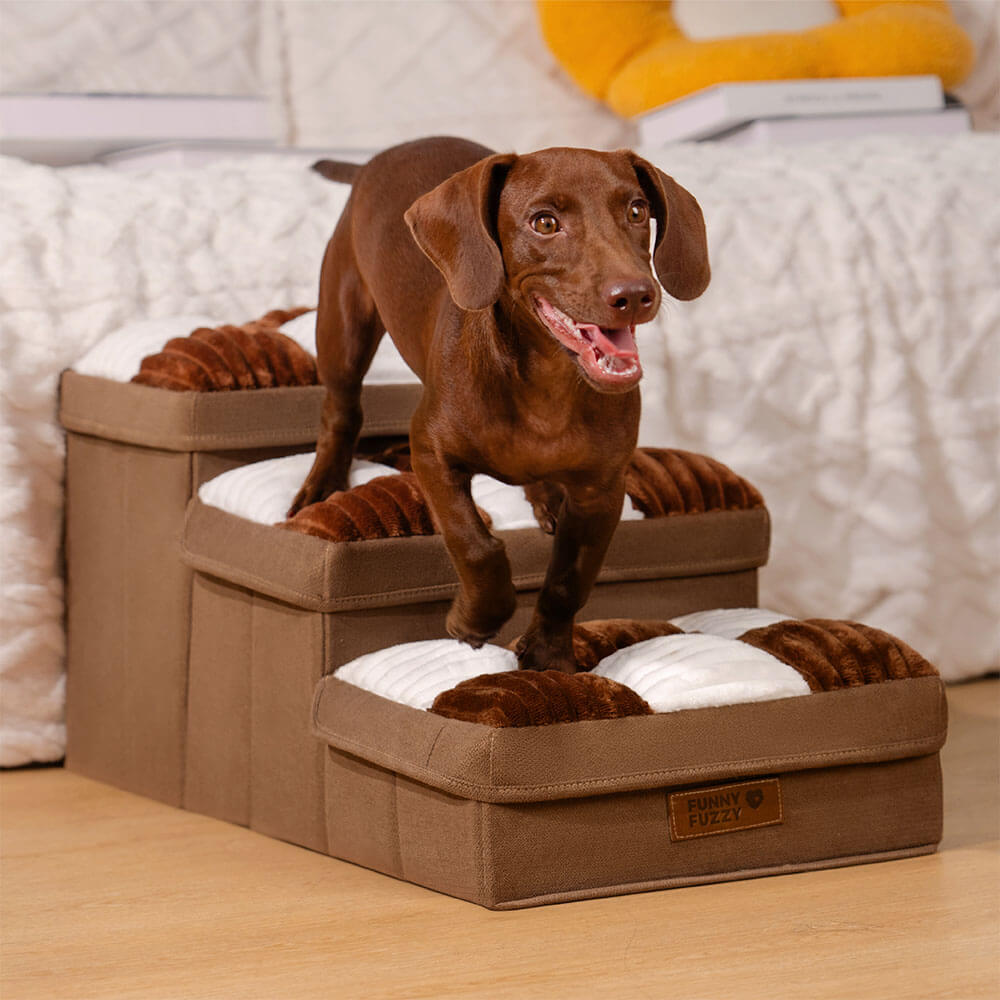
top-left (537, 0), bottom-right (975, 118)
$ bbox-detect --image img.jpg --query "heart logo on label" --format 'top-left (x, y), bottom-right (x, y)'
top-left (745, 788), bottom-right (764, 809)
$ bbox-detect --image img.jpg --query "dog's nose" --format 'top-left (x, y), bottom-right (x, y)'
top-left (603, 278), bottom-right (659, 322)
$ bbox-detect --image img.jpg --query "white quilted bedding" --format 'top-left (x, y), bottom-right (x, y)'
top-left (337, 608), bottom-right (809, 713)
top-left (197, 453), bottom-right (644, 529)
top-left (1, 133), bottom-right (998, 764)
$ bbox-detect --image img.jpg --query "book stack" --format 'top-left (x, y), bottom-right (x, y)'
top-left (636, 75), bottom-right (970, 146)
top-left (0, 94), bottom-right (275, 166)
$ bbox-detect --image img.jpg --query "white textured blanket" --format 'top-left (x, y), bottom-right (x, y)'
top-left (1, 134), bottom-right (998, 765)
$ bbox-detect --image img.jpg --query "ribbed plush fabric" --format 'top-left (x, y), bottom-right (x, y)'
top-left (280, 469), bottom-right (553, 539)
top-left (625, 448), bottom-right (764, 515)
top-left (132, 311), bottom-right (317, 391)
top-left (198, 458), bottom-right (397, 527)
top-left (429, 670), bottom-right (652, 727)
top-left (549, 618), bottom-right (685, 672)
top-left (739, 619), bottom-right (940, 692)
top-left (286, 473), bottom-right (436, 542)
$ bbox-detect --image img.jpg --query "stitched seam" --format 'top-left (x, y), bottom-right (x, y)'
top-left (321, 541), bottom-right (333, 612)
top-left (424, 723), bottom-right (446, 769)
top-left (58, 415), bottom-right (325, 448)
top-left (478, 800), bottom-right (488, 907)
top-left (61, 384), bottom-right (411, 448)
top-left (178, 451), bottom-right (196, 799)
top-left (671, 812), bottom-right (781, 840)
top-left (59, 417), bottom-right (410, 448)
top-left (492, 845), bottom-right (940, 909)
top-left (248, 591), bottom-right (257, 828)
top-left (182, 543), bottom-right (765, 610)
top-left (182, 543), bottom-right (459, 607)
top-left (310, 727), bottom-right (947, 797)
top-left (121, 444), bottom-right (132, 768)
top-left (392, 771), bottom-right (403, 880)
top-left (319, 602), bottom-right (333, 851)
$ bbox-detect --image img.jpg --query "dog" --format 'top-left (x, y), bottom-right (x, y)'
top-left (290, 136), bottom-right (710, 672)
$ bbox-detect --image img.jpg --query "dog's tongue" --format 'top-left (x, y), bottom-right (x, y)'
top-left (577, 323), bottom-right (638, 360)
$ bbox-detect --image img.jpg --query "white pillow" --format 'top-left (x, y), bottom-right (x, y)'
top-left (594, 633), bottom-right (809, 712)
top-left (72, 314), bottom-right (217, 381)
top-left (468, 475), bottom-right (643, 530)
top-left (336, 639), bottom-right (517, 710)
top-left (669, 607), bottom-right (792, 640)
top-left (276, 310), bottom-right (317, 354)
top-left (197, 455), bottom-right (397, 525)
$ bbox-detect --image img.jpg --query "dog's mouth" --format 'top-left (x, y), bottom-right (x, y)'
top-left (532, 296), bottom-right (642, 391)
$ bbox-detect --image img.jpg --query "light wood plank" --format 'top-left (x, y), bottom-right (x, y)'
top-left (2, 679), bottom-right (998, 1000)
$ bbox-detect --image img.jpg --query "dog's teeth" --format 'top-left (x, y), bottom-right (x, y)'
top-left (598, 355), bottom-right (637, 376)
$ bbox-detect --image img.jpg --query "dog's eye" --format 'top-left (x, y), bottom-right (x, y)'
top-left (530, 213), bottom-right (560, 236)
top-left (628, 200), bottom-right (649, 224)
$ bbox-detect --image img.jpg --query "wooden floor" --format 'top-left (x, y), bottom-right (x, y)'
top-left (2, 679), bottom-right (998, 1000)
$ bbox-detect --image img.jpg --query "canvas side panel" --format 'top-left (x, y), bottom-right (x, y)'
top-left (574, 570), bottom-right (758, 625)
top-left (194, 445), bottom-right (314, 490)
top-left (393, 775), bottom-right (487, 906)
top-left (484, 755), bottom-right (943, 907)
top-left (325, 595), bottom-right (576, 670)
top-left (184, 573), bottom-right (254, 825)
top-left (65, 433), bottom-right (129, 788)
top-left (64, 433), bottom-right (191, 806)
top-left (324, 749), bottom-right (403, 877)
top-left (325, 600), bottom-right (456, 669)
top-left (249, 595), bottom-right (327, 852)
top-left (321, 571), bottom-right (755, 673)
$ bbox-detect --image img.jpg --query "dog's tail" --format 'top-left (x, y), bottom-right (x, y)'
top-left (312, 159), bottom-right (362, 184)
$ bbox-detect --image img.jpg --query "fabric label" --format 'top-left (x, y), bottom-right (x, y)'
top-left (668, 778), bottom-right (783, 841)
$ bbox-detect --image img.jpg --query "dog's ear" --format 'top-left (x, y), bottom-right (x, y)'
top-left (626, 153), bottom-right (710, 301)
top-left (404, 153), bottom-right (517, 312)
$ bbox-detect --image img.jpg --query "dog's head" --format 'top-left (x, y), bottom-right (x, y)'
top-left (404, 146), bottom-right (710, 393)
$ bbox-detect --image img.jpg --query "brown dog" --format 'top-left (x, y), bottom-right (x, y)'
top-left (290, 136), bottom-right (710, 671)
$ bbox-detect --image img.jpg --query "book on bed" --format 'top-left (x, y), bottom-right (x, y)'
top-left (637, 75), bottom-right (946, 145)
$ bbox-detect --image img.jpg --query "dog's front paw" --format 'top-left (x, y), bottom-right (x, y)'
top-left (446, 584), bottom-right (517, 649)
top-left (286, 467), bottom-right (347, 518)
top-left (286, 483), bottom-right (319, 518)
top-left (515, 627), bottom-right (576, 673)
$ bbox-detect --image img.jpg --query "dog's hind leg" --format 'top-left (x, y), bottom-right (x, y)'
top-left (288, 220), bottom-right (384, 516)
